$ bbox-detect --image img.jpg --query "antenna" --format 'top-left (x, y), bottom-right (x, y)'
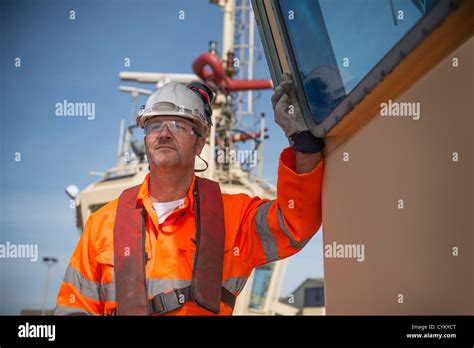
top-left (231, 0), bottom-right (266, 177)
top-left (117, 86), bottom-right (153, 168)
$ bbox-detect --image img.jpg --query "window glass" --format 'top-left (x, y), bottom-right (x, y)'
top-left (278, 0), bottom-right (436, 123)
top-left (304, 287), bottom-right (325, 307)
top-left (249, 264), bottom-right (273, 310)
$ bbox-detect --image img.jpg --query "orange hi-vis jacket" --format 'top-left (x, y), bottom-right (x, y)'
top-left (55, 147), bottom-right (324, 315)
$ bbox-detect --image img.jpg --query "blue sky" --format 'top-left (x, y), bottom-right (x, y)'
top-left (0, 0), bottom-right (324, 314)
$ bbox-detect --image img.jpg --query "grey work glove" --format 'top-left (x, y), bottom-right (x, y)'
top-left (271, 73), bottom-right (325, 153)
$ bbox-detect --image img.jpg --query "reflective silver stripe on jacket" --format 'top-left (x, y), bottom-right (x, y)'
top-left (53, 304), bottom-right (96, 316)
top-left (223, 276), bottom-right (248, 294)
top-left (254, 200), bottom-right (280, 262)
top-left (146, 278), bottom-right (191, 298)
top-left (63, 266), bottom-right (103, 301)
top-left (255, 200), bottom-right (313, 261)
top-left (276, 206), bottom-right (312, 249)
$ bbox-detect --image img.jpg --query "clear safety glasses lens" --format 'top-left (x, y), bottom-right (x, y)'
top-left (144, 120), bottom-right (193, 136)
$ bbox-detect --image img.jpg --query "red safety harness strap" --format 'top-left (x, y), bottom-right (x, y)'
top-left (113, 185), bottom-right (149, 315)
top-left (191, 177), bottom-right (227, 314)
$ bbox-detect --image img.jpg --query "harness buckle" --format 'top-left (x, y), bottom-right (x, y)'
top-left (151, 288), bottom-right (183, 314)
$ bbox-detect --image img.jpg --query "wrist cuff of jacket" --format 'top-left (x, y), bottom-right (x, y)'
top-left (289, 130), bottom-right (325, 153)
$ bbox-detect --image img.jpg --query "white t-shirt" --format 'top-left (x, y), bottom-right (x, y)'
top-left (152, 198), bottom-right (186, 224)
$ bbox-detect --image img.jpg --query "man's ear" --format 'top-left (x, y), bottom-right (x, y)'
top-left (195, 136), bottom-right (206, 156)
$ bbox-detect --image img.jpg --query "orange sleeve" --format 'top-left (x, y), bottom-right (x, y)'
top-left (237, 146), bottom-right (324, 268)
top-left (54, 212), bottom-right (105, 315)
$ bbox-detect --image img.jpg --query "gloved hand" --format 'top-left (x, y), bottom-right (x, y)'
top-left (272, 72), bottom-right (325, 153)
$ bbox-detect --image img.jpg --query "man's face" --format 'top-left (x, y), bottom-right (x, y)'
top-left (144, 116), bottom-right (206, 170)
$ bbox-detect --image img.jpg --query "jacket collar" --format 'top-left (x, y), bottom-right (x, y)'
top-left (137, 172), bottom-right (197, 214)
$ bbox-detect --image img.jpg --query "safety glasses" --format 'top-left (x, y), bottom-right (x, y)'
top-left (144, 120), bottom-right (198, 136)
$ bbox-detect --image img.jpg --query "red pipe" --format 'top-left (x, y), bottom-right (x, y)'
top-left (226, 79), bottom-right (274, 91)
top-left (192, 52), bottom-right (225, 83)
top-left (192, 52), bottom-right (273, 92)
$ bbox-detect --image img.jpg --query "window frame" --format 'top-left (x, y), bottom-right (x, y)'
top-left (252, 0), bottom-right (461, 138)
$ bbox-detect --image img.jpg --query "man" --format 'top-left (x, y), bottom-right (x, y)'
top-left (55, 73), bottom-right (324, 316)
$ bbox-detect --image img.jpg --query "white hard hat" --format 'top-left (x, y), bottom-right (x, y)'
top-left (136, 81), bottom-right (214, 136)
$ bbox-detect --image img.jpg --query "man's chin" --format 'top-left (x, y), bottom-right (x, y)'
top-left (151, 156), bottom-right (180, 168)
